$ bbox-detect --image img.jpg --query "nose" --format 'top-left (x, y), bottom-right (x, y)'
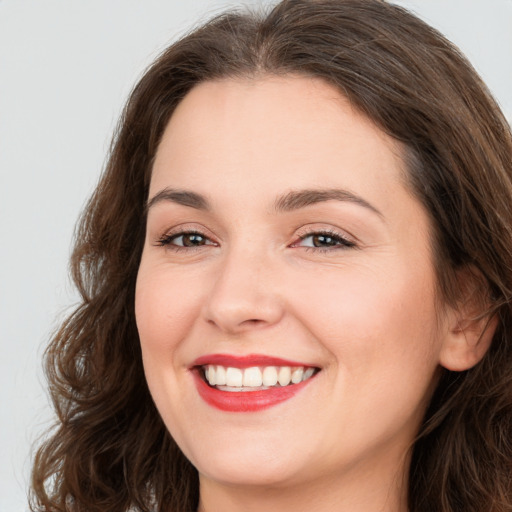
top-left (202, 245), bottom-right (285, 334)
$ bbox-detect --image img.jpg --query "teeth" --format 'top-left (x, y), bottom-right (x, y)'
top-left (262, 366), bottom-right (278, 386)
top-left (225, 367), bottom-right (243, 387)
top-left (243, 367), bottom-right (263, 387)
top-left (303, 367), bottom-right (315, 381)
top-left (278, 366), bottom-right (291, 386)
top-left (207, 365), bottom-right (216, 385)
top-left (216, 365), bottom-right (226, 385)
top-left (203, 364), bottom-right (317, 389)
top-left (291, 367), bottom-right (304, 384)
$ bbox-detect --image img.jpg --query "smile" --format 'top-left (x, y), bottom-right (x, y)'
top-left (203, 365), bottom-right (316, 390)
top-left (192, 354), bottom-right (320, 412)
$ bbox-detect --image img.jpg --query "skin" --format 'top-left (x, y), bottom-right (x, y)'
top-left (135, 76), bottom-right (486, 512)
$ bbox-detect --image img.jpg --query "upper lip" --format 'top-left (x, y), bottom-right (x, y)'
top-left (191, 353), bottom-right (318, 369)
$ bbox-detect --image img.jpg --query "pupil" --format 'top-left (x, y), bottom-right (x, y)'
top-left (183, 234), bottom-right (204, 246)
top-left (313, 234), bottom-right (336, 247)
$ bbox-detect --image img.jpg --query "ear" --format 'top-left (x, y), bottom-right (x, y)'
top-left (439, 266), bottom-right (498, 372)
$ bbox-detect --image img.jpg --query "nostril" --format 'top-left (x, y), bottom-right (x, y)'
top-left (241, 319), bottom-right (268, 327)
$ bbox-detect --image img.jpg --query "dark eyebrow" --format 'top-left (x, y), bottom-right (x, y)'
top-left (146, 186), bottom-right (383, 219)
top-left (273, 188), bottom-right (384, 219)
top-left (146, 188), bottom-right (210, 212)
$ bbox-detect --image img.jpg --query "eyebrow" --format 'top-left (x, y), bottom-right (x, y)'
top-left (146, 188), bottom-right (210, 212)
top-left (273, 188), bottom-right (384, 218)
top-left (146, 186), bottom-right (383, 219)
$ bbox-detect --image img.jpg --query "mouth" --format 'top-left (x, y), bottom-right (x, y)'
top-left (191, 354), bottom-right (320, 412)
top-left (201, 364), bottom-right (317, 391)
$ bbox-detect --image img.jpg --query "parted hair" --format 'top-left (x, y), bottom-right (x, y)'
top-left (31, 1), bottom-right (512, 511)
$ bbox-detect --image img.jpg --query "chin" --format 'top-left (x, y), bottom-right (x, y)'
top-left (184, 436), bottom-right (312, 488)
top-left (197, 459), bottom-right (301, 488)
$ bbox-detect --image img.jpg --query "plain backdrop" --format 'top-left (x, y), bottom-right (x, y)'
top-left (1, 1), bottom-right (511, 510)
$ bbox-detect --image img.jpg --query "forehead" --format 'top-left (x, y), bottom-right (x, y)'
top-left (150, 75), bottom-right (408, 214)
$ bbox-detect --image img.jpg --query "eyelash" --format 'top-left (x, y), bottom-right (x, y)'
top-left (155, 230), bottom-right (215, 251)
top-left (155, 229), bottom-right (357, 253)
top-left (295, 230), bottom-right (356, 252)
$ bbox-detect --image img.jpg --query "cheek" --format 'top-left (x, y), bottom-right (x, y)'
top-left (290, 259), bottom-right (442, 391)
top-left (135, 265), bottom-right (204, 356)
top-left (134, 264), bottom-right (205, 430)
top-left (299, 259), bottom-right (436, 332)
top-left (298, 265), bottom-right (441, 444)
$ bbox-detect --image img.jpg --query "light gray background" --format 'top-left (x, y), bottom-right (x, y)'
top-left (1, 1), bottom-right (511, 510)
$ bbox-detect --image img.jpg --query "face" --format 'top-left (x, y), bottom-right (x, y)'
top-left (135, 76), bottom-right (452, 494)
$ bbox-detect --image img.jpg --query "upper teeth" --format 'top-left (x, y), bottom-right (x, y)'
top-left (204, 365), bottom-right (316, 388)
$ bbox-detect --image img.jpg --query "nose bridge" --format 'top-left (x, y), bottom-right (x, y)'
top-left (203, 239), bottom-right (283, 332)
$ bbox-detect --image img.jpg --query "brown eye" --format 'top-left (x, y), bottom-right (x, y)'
top-left (298, 232), bottom-right (355, 249)
top-left (157, 231), bottom-right (215, 248)
top-left (311, 234), bottom-right (339, 247)
top-left (179, 233), bottom-right (208, 247)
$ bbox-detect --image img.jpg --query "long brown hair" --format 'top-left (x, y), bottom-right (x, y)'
top-left (31, 1), bottom-right (512, 511)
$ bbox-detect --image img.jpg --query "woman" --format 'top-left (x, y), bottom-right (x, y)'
top-left (31, 0), bottom-right (512, 511)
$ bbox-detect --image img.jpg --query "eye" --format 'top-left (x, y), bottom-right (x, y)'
top-left (295, 231), bottom-right (356, 250)
top-left (156, 231), bottom-right (216, 249)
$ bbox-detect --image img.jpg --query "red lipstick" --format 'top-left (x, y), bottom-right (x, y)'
top-left (191, 354), bottom-right (318, 413)
top-left (192, 353), bottom-right (312, 368)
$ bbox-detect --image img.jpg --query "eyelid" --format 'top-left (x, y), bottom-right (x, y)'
top-left (291, 225), bottom-right (358, 250)
top-left (158, 232), bottom-right (216, 247)
top-left (153, 223), bottom-right (218, 248)
top-left (295, 224), bottom-right (356, 241)
top-left (152, 223), bottom-right (358, 251)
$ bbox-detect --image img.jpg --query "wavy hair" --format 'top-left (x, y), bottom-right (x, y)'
top-left (31, 1), bottom-right (512, 511)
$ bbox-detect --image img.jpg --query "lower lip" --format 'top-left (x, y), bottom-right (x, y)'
top-left (193, 371), bottom-right (315, 412)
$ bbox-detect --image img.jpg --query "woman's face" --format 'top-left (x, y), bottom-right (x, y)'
top-left (136, 76), bottom-right (453, 493)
